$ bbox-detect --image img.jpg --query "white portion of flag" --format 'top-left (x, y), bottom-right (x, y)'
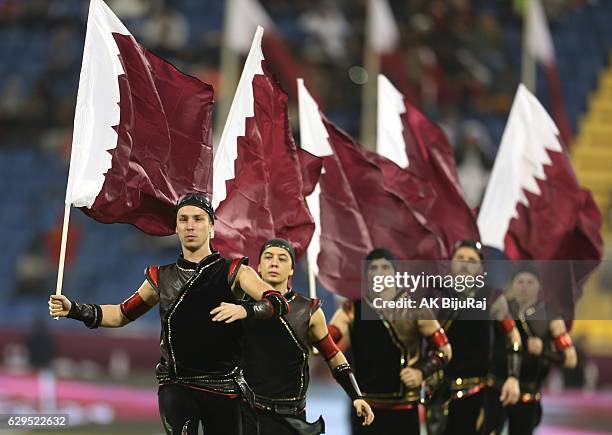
top-left (367, 0), bottom-right (399, 52)
top-left (297, 78), bottom-right (333, 277)
top-left (376, 74), bottom-right (408, 168)
top-left (305, 183), bottom-right (322, 277)
top-left (213, 26), bottom-right (265, 210)
top-left (297, 79), bottom-right (333, 158)
top-left (526, 0), bottom-right (555, 64)
top-left (225, 0), bottom-right (272, 54)
top-left (65, 0), bottom-right (130, 207)
top-left (477, 84), bottom-right (563, 250)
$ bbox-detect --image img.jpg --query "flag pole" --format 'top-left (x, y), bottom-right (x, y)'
top-left (215, 0), bottom-right (241, 150)
top-left (360, 0), bottom-right (380, 151)
top-left (53, 203), bottom-right (71, 319)
top-left (307, 252), bottom-right (317, 299)
top-left (522, 0), bottom-right (537, 92)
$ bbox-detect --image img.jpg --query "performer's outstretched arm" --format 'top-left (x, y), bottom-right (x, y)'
top-left (211, 265), bottom-right (289, 323)
top-left (48, 280), bottom-right (159, 328)
top-left (309, 308), bottom-right (374, 427)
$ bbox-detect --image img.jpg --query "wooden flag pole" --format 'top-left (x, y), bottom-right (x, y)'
top-left (53, 204), bottom-right (71, 319)
top-left (307, 252), bottom-right (317, 299)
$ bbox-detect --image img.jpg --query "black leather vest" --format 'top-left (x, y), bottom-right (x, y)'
top-left (149, 252), bottom-right (246, 391)
top-left (242, 291), bottom-right (316, 405)
top-left (350, 300), bottom-right (421, 404)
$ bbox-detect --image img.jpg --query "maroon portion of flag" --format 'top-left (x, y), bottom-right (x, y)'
top-left (400, 99), bottom-right (481, 254)
top-left (81, 33), bottom-right (214, 236)
top-left (298, 146), bottom-right (374, 300)
top-left (214, 63), bottom-right (314, 267)
top-left (324, 119), bottom-right (445, 262)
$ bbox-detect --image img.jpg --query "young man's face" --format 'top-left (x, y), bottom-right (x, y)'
top-left (451, 247), bottom-right (483, 277)
top-left (258, 246), bottom-right (293, 286)
top-left (367, 258), bottom-right (396, 296)
top-left (176, 205), bottom-right (212, 252)
top-left (512, 272), bottom-right (540, 306)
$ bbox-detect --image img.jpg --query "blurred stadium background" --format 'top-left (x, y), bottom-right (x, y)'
top-left (0, 0), bottom-right (611, 433)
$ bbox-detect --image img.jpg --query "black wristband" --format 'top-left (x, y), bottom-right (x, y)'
top-left (414, 350), bottom-right (448, 380)
top-left (507, 342), bottom-right (522, 378)
top-left (332, 363), bottom-right (362, 401)
top-left (541, 347), bottom-right (564, 364)
top-left (66, 300), bottom-right (103, 329)
top-left (244, 291), bottom-right (289, 320)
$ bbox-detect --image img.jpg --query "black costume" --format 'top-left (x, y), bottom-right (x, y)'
top-left (427, 287), bottom-right (520, 435)
top-left (348, 300), bottom-right (422, 435)
top-left (242, 290), bottom-right (325, 435)
top-left (490, 301), bottom-right (562, 435)
top-left (150, 252), bottom-right (251, 435)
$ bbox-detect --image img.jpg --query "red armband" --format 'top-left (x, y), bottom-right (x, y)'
top-left (500, 317), bottom-right (516, 333)
top-left (120, 291), bottom-right (151, 321)
top-left (554, 333), bottom-right (573, 351)
top-left (328, 324), bottom-right (343, 344)
top-left (428, 328), bottom-right (449, 348)
top-left (314, 333), bottom-right (340, 361)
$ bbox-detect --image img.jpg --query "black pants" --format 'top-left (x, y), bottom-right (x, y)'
top-left (158, 384), bottom-right (242, 435)
top-left (243, 407), bottom-right (306, 435)
top-left (351, 406), bottom-right (419, 435)
top-left (443, 390), bottom-right (486, 435)
top-left (506, 401), bottom-right (542, 435)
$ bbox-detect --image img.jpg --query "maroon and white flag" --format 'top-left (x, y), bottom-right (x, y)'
top-left (66, 0), bottom-right (214, 236)
top-left (478, 85), bottom-right (602, 320)
top-left (224, 0), bottom-right (319, 102)
top-left (298, 79), bottom-right (444, 298)
top-left (298, 80), bottom-right (372, 299)
top-left (213, 28), bottom-right (314, 267)
top-left (377, 74), bottom-right (480, 256)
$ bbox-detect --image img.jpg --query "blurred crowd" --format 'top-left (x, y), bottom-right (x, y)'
top-left (0, 0), bottom-right (581, 193)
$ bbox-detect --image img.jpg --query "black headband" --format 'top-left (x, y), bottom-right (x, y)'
top-left (176, 192), bottom-right (215, 223)
top-left (259, 238), bottom-right (296, 267)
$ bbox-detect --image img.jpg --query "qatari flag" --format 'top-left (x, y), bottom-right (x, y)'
top-left (213, 28), bottom-right (314, 267)
top-left (377, 75), bottom-right (480, 256)
top-left (66, 0), bottom-right (214, 236)
top-left (298, 80), bottom-right (443, 298)
top-left (478, 85), bottom-right (602, 321)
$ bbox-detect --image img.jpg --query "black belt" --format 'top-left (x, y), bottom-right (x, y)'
top-left (254, 396), bottom-right (306, 416)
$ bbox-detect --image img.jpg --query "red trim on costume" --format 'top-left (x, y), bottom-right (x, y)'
top-left (228, 258), bottom-right (241, 279)
top-left (500, 317), bottom-right (516, 333)
top-left (428, 328), bottom-right (448, 348)
top-left (314, 333), bottom-right (340, 361)
top-left (311, 298), bottom-right (321, 314)
top-left (148, 265), bottom-right (159, 287)
top-left (368, 402), bottom-right (417, 411)
top-left (554, 333), bottom-right (573, 351)
top-left (328, 324), bottom-right (343, 344)
top-left (120, 291), bottom-right (151, 321)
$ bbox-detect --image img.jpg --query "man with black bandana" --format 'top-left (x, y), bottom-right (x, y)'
top-left (49, 192), bottom-right (289, 435)
top-left (236, 238), bottom-right (374, 435)
top-left (427, 240), bottom-right (522, 435)
top-left (489, 268), bottom-right (577, 435)
top-left (329, 248), bottom-right (452, 435)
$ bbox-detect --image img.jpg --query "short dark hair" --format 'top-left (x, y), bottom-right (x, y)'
top-left (452, 239), bottom-right (484, 260)
top-left (365, 248), bottom-right (396, 262)
top-left (260, 238), bottom-right (296, 267)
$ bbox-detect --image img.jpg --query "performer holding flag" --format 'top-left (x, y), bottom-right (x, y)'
top-left (50, 193), bottom-right (289, 434)
top-left (48, 1), bottom-right (289, 433)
